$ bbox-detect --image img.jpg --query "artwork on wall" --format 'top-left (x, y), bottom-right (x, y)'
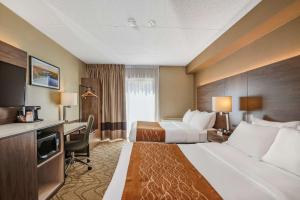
top-left (29, 56), bottom-right (60, 90)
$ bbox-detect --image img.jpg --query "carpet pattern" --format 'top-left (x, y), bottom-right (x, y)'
top-left (52, 140), bottom-right (126, 200)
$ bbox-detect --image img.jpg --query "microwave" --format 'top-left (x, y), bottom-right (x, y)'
top-left (37, 131), bottom-right (59, 163)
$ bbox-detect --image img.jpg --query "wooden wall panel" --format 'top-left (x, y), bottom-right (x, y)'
top-left (0, 107), bottom-right (19, 125)
top-left (197, 80), bottom-right (226, 129)
top-left (0, 40), bottom-right (27, 69)
top-left (197, 55), bottom-right (300, 127)
top-left (197, 80), bottom-right (225, 112)
top-left (224, 74), bottom-right (247, 127)
top-left (247, 56), bottom-right (300, 122)
top-left (0, 40), bottom-right (27, 125)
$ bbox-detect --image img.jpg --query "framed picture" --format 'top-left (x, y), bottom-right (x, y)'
top-left (29, 56), bottom-right (60, 90)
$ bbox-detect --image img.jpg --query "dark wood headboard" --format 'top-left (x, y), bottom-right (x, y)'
top-left (197, 55), bottom-right (300, 128)
top-left (0, 41), bottom-right (27, 125)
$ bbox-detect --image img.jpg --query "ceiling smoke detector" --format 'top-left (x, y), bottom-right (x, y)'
top-left (147, 19), bottom-right (156, 28)
top-left (128, 17), bottom-right (137, 27)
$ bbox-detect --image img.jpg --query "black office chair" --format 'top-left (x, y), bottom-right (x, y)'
top-left (65, 115), bottom-right (94, 176)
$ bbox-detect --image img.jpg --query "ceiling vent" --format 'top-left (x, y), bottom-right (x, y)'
top-left (127, 18), bottom-right (137, 28)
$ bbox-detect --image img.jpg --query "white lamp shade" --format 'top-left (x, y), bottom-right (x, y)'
top-left (212, 96), bottom-right (232, 112)
top-left (61, 92), bottom-right (78, 106)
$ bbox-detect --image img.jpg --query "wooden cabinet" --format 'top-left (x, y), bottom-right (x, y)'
top-left (0, 131), bottom-right (38, 200)
top-left (37, 125), bottom-right (64, 200)
top-left (0, 123), bottom-right (64, 200)
top-left (81, 78), bottom-right (101, 137)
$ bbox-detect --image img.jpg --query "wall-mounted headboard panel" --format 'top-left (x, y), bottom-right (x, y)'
top-left (197, 55), bottom-right (300, 128)
top-left (0, 40), bottom-right (27, 125)
top-left (0, 41), bottom-right (27, 68)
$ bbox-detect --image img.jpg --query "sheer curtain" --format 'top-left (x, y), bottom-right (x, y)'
top-left (125, 65), bottom-right (159, 135)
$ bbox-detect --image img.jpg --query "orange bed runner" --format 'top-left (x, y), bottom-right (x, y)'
top-left (136, 121), bottom-right (165, 142)
top-left (122, 142), bottom-right (222, 200)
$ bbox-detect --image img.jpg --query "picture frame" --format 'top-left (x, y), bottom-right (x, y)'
top-left (29, 56), bottom-right (60, 90)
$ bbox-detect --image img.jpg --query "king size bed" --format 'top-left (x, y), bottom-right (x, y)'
top-left (104, 56), bottom-right (300, 200)
top-left (128, 110), bottom-right (216, 143)
top-left (104, 120), bottom-right (300, 200)
top-left (129, 121), bottom-right (208, 143)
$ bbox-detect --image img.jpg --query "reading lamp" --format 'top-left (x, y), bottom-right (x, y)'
top-left (240, 96), bottom-right (263, 122)
top-left (212, 96), bottom-right (232, 133)
top-left (61, 92), bottom-right (78, 122)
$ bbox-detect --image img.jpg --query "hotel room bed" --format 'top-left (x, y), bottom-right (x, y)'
top-left (128, 110), bottom-right (216, 143)
top-left (129, 121), bottom-right (208, 143)
top-left (104, 142), bottom-right (300, 200)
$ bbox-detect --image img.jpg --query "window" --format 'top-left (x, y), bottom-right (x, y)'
top-left (125, 66), bottom-right (159, 135)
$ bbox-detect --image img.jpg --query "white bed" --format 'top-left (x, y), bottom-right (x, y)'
top-left (103, 142), bottom-right (300, 200)
top-left (128, 121), bottom-right (208, 143)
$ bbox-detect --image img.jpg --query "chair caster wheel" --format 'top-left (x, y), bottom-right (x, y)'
top-left (88, 166), bottom-right (92, 170)
top-left (87, 159), bottom-right (90, 163)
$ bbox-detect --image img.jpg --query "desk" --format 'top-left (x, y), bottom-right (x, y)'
top-left (64, 122), bottom-right (87, 135)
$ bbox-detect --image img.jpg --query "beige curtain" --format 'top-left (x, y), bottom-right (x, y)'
top-left (86, 64), bottom-right (126, 140)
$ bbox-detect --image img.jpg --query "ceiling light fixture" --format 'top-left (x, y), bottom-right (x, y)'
top-left (128, 17), bottom-right (137, 28)
top-left (147, 19), bottom-right (156, 28)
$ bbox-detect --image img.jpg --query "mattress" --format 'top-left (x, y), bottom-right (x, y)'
top-left (103, 142), bottom-right (300, 200)
top-left (129, 121), bottom-right (207, 143)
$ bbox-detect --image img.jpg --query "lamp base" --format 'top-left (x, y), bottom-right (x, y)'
top-left (63, 106), bottom-right (71, 122)
top-left (218, 112), bottom-right (230, 134)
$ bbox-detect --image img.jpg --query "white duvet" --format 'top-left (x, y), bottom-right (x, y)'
top-left (103, 142), bottom-right (300, 200)
top-left (129, 121), bottom-right (207, 143)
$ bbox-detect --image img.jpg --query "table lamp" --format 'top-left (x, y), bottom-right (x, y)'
top-left (61, 92), bottom-right (78, 122)
top-left (240, 96), bottom-right (262, 122)
top-left (212, 96), bottom-right (232, 133)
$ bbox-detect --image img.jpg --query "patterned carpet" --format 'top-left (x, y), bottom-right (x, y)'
top-left (52, 140), bottom-right (126, 200)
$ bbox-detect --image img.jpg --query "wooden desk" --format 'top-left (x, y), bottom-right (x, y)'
top-left (64, 122), bottom-right (87, 135)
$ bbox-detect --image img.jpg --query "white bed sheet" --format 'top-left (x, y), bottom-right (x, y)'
top-left (103, 142), bottom-right (300, 200)
top-left (128, 121), bottom-right (207, 143)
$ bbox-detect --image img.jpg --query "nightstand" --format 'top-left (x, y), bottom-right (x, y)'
top-left (207, 130), bottom-right (230, 143)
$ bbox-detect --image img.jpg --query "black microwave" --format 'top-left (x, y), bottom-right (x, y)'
top-left (37, 131), bottom-right (59, 163)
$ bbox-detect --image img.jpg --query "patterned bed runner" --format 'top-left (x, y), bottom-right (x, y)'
top-left (136, 121), bottom-right (165, 142)
top-left (122, 142), bottom-right (222, 200)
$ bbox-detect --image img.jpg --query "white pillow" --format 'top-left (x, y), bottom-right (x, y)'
top-left (252, 116), bottom-right (300, 129)
top-left (262, 128), bottom-right (300, 176)
top-left (189, 111), bottom-right (213, 131)
top-left (227, 121), bottom-right (279, 159)
top-left (182, 109), bottom-right (194, 123)
top-left (207, 112), bottom-right (216, 129)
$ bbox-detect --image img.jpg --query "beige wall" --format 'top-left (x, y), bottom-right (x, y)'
top-left (195, 16), bottom-right (300, 87)
top-left (159, 66), bottom-right (194, 119)
top-left (0, 4), bottom-right (85, 121)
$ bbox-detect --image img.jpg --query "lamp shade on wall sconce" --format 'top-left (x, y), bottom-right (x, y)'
top-left (61, 92), bottom-right (78, 106)
top-left (239, 96), bottom-right (262, 111)
top-left (212, 96), bottom-right (232, 113)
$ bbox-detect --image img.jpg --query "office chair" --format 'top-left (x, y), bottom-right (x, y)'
top-left (65, 115), bottom-right (94, 176)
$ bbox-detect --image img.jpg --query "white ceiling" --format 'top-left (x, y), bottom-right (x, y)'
top-left (1, 0), bottom-right (261, 65)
